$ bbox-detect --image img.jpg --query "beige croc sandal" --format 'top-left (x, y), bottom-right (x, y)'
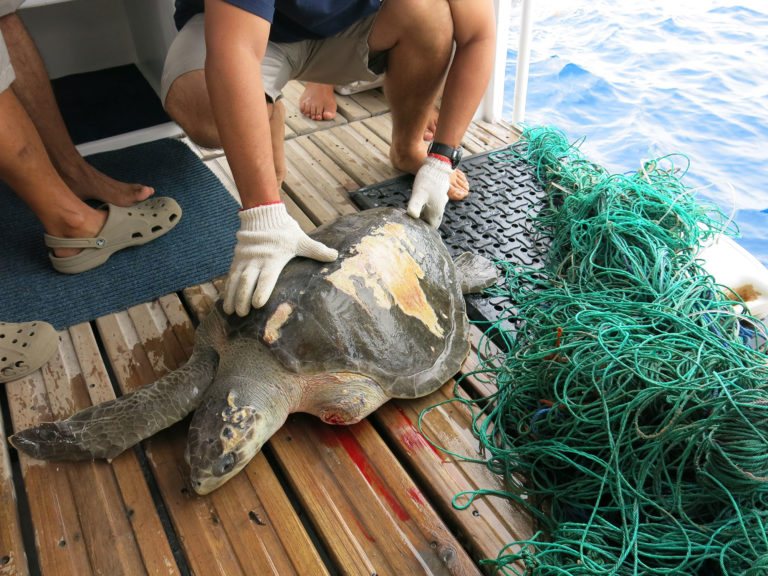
top-left (44, 197), bottom-right (182, 274)
top-left (0, 321), bottom-right (59, 383)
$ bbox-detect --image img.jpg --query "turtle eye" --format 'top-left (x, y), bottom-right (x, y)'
top-left (215, 452), bottom-right (236, 476)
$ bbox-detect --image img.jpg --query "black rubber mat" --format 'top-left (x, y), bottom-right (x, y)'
top-left (350, 147), bottom-right (550, 335)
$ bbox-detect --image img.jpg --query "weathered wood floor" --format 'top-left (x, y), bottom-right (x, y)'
top-left (0, 81), bottom-right (533, 576)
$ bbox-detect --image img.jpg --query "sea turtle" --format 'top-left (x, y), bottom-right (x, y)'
top-left (10, 207), bottom-right (497, 494)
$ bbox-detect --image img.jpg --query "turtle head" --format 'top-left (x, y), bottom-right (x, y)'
top-left (185, 388), bottom-right (274, 494)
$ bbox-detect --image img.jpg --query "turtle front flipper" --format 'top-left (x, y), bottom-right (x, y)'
top-left (453, 252), bottom-right (498, 294)
top-left (9, 348), bottom-right (218, 461)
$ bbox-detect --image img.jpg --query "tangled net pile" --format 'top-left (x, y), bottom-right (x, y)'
top-left (452, 126), bottom-right (768, 575)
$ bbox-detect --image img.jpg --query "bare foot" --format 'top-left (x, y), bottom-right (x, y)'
top-left (61, 161), bottom-right (154, 208)
top-left (299, 83), bottom-right (337, 121)
top-left (449, 169), bottom-right (469, 201)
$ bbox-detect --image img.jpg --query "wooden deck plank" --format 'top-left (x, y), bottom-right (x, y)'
top-left (271, 416), bottom-right (483, 576)
top-left (472, 119), bottom-right (520, 146)
top-left (283, 138), bottom-right (360, 223)
top-left (207, 156), bottom-right (317, 232)
top-left (5, 327), bottom-right (162, 576)
top-left (97, 295), bottom-right (327, 575)
top-left (332, 91), bottom-right (375, 122)
top-left (345, 87), bottom-right (389, 116)
top-left (321, 123), bottom-right (400, 183)
top-left (348, 120), bottom-right (399, 165)
top-left (287, 135), bottom-right (363, 194)
top-left (308, 125), bottom-right (399, 187)
top-left (464, 123), bottom-right (508, 152)
top-left (360, 112), bottom-right (517, 158)
top-left (182, 282), bottom-right (221, 324)
top-left (67, 323), bottom-right (180, 576)
top-left (360, 113), bottom-right (394, 146)
top-left (7, 370), bottom-right (93, 576)
top-left (459, 129), bottom-right (495, 156)
top-left (0, 406), bottom-right (28, 576)
top-left (282, 150), bottom-right (348, 225)
top-left (375, 386), bottom-right (534, 568)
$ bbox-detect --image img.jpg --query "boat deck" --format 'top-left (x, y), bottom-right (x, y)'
top-left (0, 82), bottom-right (534, 576)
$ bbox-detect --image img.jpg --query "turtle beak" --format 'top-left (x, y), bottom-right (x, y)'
top-left (188, 449), bottom-right (244, 495)
top-left (185, 432), bottom-right (257, 495)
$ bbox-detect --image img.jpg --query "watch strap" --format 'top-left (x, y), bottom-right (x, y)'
top-left (427, 142), bottom-right (462, 169)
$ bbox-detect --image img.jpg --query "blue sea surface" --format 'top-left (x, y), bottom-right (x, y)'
top-left (503, 0), bottom-right (768, 266)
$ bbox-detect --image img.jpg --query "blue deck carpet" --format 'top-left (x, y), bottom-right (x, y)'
top-left (0, 138), bottom-right (239, 329)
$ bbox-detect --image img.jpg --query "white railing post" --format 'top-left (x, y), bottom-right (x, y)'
top-left (511, 0), bottom-right (534, 126)
top-left (477, 0), bottom-right (512, 122)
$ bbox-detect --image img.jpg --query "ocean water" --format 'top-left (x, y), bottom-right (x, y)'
top-left (503, 0), bottom-right (768, 266)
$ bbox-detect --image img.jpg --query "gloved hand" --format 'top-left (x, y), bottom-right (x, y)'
top-left (223, 202), bottom-right (338, 316)
top-left (407, 155), bottom-right (452, 228)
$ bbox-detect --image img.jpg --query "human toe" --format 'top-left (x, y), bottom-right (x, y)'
top-left (448, 170), bottom-right (470, 201)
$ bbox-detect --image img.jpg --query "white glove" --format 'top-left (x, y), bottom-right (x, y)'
top-left (407, 155), bottom-right (452, 228)
top-left (223, 202), bottom-right (338, 316)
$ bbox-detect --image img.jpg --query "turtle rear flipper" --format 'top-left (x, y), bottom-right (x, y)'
top-left (453, 252), bottom-right (498, 294)
top-left (9, 348), bottom-right (218, 461)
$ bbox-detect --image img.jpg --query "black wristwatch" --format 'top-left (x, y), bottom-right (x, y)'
top-left (428, 142), bottom-right (463, 170)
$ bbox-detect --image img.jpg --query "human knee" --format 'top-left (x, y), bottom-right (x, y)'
top-left (379, 0), bottom-right (453, 51)
top-left (0, 12), bottom-right (24, 38)
top-left (164, 72), bottom-right (220, 148)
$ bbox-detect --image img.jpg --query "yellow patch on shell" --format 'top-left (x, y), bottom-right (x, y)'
top-left (325, 222), bottom-right (444, 338)
top-left (263, 301), bottom-right (294, 344)
top-left (219, 391), bottom-right (252, 452)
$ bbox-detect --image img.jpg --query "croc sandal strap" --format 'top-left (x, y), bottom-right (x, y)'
top-left (43, 235), bottom-right (107, 249)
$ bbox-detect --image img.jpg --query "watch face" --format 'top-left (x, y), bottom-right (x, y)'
top-left (452, 148), bottom-right (463, 167)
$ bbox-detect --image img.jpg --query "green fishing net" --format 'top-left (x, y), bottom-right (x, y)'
top-left (429, 126), bottom-right (768, 575)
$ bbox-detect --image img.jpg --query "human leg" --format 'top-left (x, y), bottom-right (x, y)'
top-left (163, 13), bottom-right (292, 192)
top-left (164, 69), bottom-right (221, 148)
top-left (165, 75), bottom-right (287, 191)
top-left (161, 14), bottom-right (221, 148)
top-left (368, 0), bottom-right (469, 199)
top-left (0, 12), bottom-right (152, 207)
top-left (369, 0), bottom-right (453, 175)
top-left (0, 86), bottom-right (107, 257)
top-left (268, 99), bottom-right (287, 188)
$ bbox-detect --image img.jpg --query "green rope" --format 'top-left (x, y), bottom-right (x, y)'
top-left (426, 126), bottom-right (768, 575)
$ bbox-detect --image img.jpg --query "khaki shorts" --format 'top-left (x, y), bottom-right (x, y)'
top-left (160, 11), bottom-right (386, 105)
top-left (0, 0), bottom-right (23, 93)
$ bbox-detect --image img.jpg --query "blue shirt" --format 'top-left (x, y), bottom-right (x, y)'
top-left (174, 0), bottom-right (380, 43)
